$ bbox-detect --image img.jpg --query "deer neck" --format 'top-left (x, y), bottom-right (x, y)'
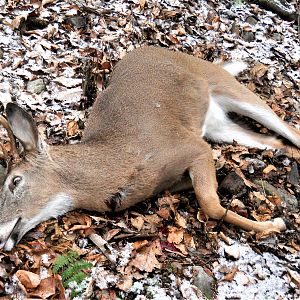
top-left (48, 141), bottom-right (143, 212)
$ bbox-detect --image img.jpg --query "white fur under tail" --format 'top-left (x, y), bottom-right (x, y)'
top-left (222, 61), bottom-right (248, 76)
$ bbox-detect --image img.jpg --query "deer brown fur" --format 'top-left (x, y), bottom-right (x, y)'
top-left (0, 47), bottom-right (299, 251)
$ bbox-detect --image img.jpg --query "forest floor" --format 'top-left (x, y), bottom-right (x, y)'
top-left (0, 0), bottom-right (299, 299)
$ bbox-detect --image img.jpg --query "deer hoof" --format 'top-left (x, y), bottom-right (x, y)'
top-left (271, 218), bottom-right (286, 231)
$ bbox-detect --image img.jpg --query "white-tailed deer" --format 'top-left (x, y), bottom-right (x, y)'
top-left (0, 47), bottom-right (299, 251)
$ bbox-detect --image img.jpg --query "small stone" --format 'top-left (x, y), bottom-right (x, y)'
top-left (224, 244), bottom-right (240, 260)
top-left (246, 15), bottom-right (258, 26)
top-left (287, 161), bottom-right (299, 186)
top-left (27, 78), bottom-right (46, 94)
top-left (242, 31), bottom-right (255, 42)
top-left (219, 172), bottom-right (246, 195)
top-left (65, 16), bottom-right (87, 29)
top-left (254, 180), bottom-right (298, 210)
top-left (193, 266), bottom-right (214, 299)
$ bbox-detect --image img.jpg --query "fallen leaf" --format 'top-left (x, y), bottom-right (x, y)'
top-left (157, 207), bottom-right (171, 219)
top-left (67, 120), bottom-right (79, 137)
top-left (104, 229), bottom-right (121, 241)
top-left (222, 266), bottom-right (239, 282)
top-left (183, 233), bottom-right (196, 249)
top-left (15, 270), bottom-right (41, 289)
top-left (132, 240), bottom-right (149, 251)
top-left (263, 164), bottom-right (277, 174)
top-left (167, 227), bottom-right (184, 245)
top-left (30, 276), bottom-right (56, 298)
top-left (116, 275), bottom-right (133, 291)
top-left (144, 214), bottom-right (162, 225)
top-left (287, 268), bottom-right (300, 288)
top-left (130, 239), bottom-right (162, 272)
top-left (54, 76), bottom-right (82, 88)
top-left (174, 243), bottom-right (188, 255)
top-left (140, 0), bottom-right (146, 9)
top-left (175, 212), bottom-right (187, 228)
top-left (131, 216), bottom-right (144, 231)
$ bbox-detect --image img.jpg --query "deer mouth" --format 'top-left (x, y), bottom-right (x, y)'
top-left (1, 217), bottom-right (21, 251)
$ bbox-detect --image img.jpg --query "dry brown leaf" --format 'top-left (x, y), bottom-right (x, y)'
top-left (253, 191), bottom-right (267, 201)
top-left (67, 120), bottom-right (79, 137)
top-left (255, 227), bottom-right (281, 240)
top-left (130, 239), bottom-right (162, 272)
top-left (222, 266), bottom-right (238, 282)
top-left (104, 229), bottom-right (121, 241)
top-left (144, 214), bottom-right (162, 225)
top-left (139, 0), bottom-right (146, 9)
top-left (184, 233), bottom-right (196, 249)
top-left (174, 243), bottom-right (188, 255)
top-left (263, 164), bottom-right (277, 174)
top-left (250, 64), bottom-right (268, 79)
top-left (235, 168), bottom-right (256, 188)
top-left (287, 269), bottom-right (300, 288)
top-left (158, 194), bottom-right (180, 213)
top-left (15, 270), bottom-right (41, 289)
top-left (131, 216), bottom-right (144, 231)
top-left (30, 276), bottom-right (56, 299)
top-left (167, 227), bottom-right (184, 244)
top-left (157, 207), bottom-right (171, 219)
top-left (116, 275), bottom-right (133, 292)
top-left (289, 240), bottom-right (300, 251)
top-left (132, 240), bottom-right (149, 251)
top-left (268, 195), bottom-right (282, 206)
top-left (175, 212), bottom-right (187, 228)
top-left (251, 210), bottom-right (271, 222)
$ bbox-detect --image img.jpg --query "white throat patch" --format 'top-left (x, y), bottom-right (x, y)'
top-left (19, 193), bottom-right (74, 241)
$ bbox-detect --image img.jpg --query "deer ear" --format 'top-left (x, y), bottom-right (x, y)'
top-left (5, 103), bottom-right (41, 152)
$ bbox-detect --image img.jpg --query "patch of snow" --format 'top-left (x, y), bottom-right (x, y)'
top-left (92, 265), bottom-right (118, 290)
top-left (117, 243), bottom-right (133, 267)
top-left (214, 241), bottom-right (300, 300)
top-left (130, 275), bottom-right (172, 300)
top-left (39, 266), bottom-right (49, 279)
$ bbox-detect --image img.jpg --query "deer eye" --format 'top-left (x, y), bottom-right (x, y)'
top-left (9, 176), bottom-right (22, 193)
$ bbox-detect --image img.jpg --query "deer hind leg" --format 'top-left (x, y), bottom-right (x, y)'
top-left (203, 94), bottom-right (300, 158)
top-left (203, 97), bottom-right (287, 150)
top-left (213, 92), bottom-right (300, 156)
top-left (189, 142), bottom-right (286, 232)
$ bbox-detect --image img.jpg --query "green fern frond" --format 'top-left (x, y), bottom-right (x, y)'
top-left (52, 250), bottom-right (92, 297)
top-left (61, 261), bottom-right (92, 281)
top-left (66, 250), bottom-right (79, 263)
top-left (53, 250), bottom-right (80, 274)
top-left (64, 271), bottom-right (87, 287)
top-left (53, 254), bottom-right (69, 274)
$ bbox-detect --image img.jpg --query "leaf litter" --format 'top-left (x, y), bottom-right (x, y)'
top-left (0, 0), bottom-right (300, 299)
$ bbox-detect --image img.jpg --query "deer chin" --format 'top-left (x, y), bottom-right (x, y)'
top-left (0, 217), bottom-right (21, 251)
top-left (0, 193), bottom-right (74, 251)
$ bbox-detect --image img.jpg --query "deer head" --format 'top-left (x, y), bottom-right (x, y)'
top-left (0, 103), bottom-right (73, 251)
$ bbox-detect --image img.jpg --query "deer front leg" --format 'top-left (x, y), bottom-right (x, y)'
top-left (188, 147), bottom-right (286, 232)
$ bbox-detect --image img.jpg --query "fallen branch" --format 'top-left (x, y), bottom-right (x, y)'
top-left (86, 230), bottom-right (117, 267)
top-left (250, 0), bottom-right (299, 25)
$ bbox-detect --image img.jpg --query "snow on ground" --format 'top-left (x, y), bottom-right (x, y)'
top-left (214, 240), bottom-right (300, 300)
